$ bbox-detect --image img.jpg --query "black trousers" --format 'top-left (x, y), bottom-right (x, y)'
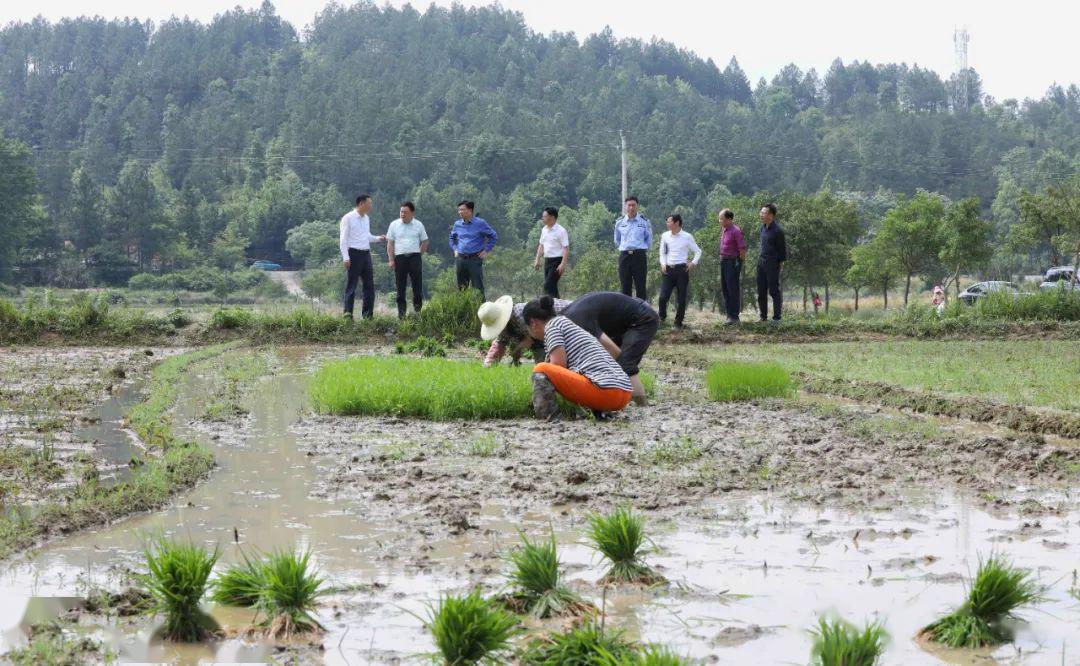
top-left (618, 250), bottom-right (648, 301)
top-left (756, 259), bottom-right (782, 321)
top-left (614, 304), bottom-right (660, 377)
top-left (456, 255), bottom-right (485, 299)
top-left (658, 264), bottom-right (690, 327)
top-left (721, 257), bottom-right (742, 320)
top-left (343, 248), bottom-right (374, 318)
top-left (393, 252), bottom-right (423, 318)
top-left (542, 257), bottom-right (563, 297)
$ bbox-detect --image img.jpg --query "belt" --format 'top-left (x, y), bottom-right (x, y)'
top-left (620, 249), bottom-right (646, 255)
top-left (459, 252), bottom-right (483, 259)
top-left (395, 252), bottom-right (420, 257)
top-left (721, 255), bottom-right (740, 260)
top-left (348, 247), bottom-right (371, 253)
top-left (667, 263), bottom-right (687, 268)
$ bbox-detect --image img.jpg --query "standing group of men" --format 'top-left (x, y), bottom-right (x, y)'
top-left (339, 193), bottom-right (788, 325)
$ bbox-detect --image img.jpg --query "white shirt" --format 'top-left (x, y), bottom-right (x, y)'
top-left (659, 229), bottom-right (702, 267)
top-left (539, 223), bottom-right (569, 258)
top-left (339, 210), bottom-right (383, 260)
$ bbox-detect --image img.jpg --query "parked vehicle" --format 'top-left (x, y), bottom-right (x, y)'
top-left (957, 281), bottom-right (1020, 305)
top-left (251, 260), bottom-right (281, 271)
top-left (1039, 266), bottom-right (1078, 291)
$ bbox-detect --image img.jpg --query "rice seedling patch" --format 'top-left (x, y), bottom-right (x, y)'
top-left (705, 361), bottom-right (796, 402)
top-left (519, 621), bottom-right (637, 664)
top-left (256, 548), bottom-right (327, 639)
top-left (809, 616), bottom-right (888, 666)
top-left (498, 532), bottom-right (595, 619)
top-left (211, 550), bottom-right (265, 607)
top-left (424, 589), bottom-right (519, 665)
top-left (140, 535), bottom-right (220, 642)
top-left (587, 506), bottom-right (665, 586)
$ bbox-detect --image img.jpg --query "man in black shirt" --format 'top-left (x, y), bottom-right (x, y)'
top-left (757, 203), bottom-right (787, 323)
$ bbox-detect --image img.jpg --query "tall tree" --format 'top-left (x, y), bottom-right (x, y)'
top-left (0, 134), bottom-right (43, 281)
top-left (939, 197), bottom-right (993, 296)
top-left (876, 192), bottom-right (947, 305)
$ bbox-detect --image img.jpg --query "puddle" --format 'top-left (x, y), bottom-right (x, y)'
top-left (2, 349), bottom-right (1079, 664)
top-left (74, 381), bottom-right (146, 485)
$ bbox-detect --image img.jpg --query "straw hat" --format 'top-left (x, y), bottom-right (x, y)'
top-left (478, 295), bottom-right (514, 341)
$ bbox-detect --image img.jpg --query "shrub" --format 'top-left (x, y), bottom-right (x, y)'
top-left (586, 506), bottom-right (664, 585)
top-left (705, 361), bottom-right (796, 402)
top-left (210, 307), bottom-right (254, 330)
top-left (426, 589), bottom-right (519, 665)
top-left (140, 536), bottom-right (220, 641)
top-left (257, 548), bottom-right (327, 638)
top-left (503, 532), bottom-right (593, 618)
top-left (920, 554), bottom-right (1043, 648)
top-left (810, 616), bottom-right (888, 666)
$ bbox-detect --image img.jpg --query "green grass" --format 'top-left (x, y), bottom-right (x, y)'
top-left (586, 506), bottom-right (664, 585)
top-left (1, 621), bottom-right (112, 665)
top-left (920, 554), bottom-right (1043, 648)
top-left (140, 535), bottom-right (220, 642)
top-left (425, 589), bottom-right (520, 665)
top-left (520, 622), bottom-right (636, 664)
top-left (643, 436), bottom-right (704, 465)
top-left (809, 616), bottom-right (888, 666)
top-left (257, 548), bottom-right (327, 638)
top-left (503, 532), bottom-right (592, 618)
top-left (211, 550), bottom-right (265, 607)
top-left (705, 361), bottom-right (795, 402)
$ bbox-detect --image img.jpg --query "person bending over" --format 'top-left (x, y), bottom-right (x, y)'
top-left (522, 296), bottom-right (632, 420)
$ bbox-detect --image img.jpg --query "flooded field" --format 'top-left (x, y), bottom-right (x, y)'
top-left (1, 346), bottom-right (1079, 664)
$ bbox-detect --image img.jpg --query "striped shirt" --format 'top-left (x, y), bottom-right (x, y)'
top-left (544, 316), bottom-right (632, 391)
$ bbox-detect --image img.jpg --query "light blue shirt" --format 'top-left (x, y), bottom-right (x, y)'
top-left (614, 214), bottom-right (653, 251)
top-left (386, 218), bottom-right (428, 255)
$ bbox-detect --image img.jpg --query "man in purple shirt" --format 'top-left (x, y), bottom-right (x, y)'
top-left (718, 209), bottom-right (746, 325)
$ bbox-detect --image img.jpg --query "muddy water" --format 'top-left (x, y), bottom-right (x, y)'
top-left (2, 350), bottom-right (1080, 664)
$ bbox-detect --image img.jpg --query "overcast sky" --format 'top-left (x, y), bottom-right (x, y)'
top-left (3, 0), bottom-right (1076, 101)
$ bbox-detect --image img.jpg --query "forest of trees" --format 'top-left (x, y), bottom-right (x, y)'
top-left (1, 1), bottom-right (1078, 304)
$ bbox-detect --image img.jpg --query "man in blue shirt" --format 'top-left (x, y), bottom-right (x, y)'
top-left (614, 195), bottom-right (653, 301)
top-left (449, 200), bottom-right (498, 299)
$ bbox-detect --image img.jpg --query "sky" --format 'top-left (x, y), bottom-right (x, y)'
top-left (2, 0), bottom-right (1076, 102)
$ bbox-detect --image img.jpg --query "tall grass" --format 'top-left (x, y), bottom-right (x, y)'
top-left (809, 616), bottom-right (888, 666)
top-left (705, 361), bottom-right (795, 402)
top-left (503, 532), bottom-right (593, 618)
top-left (920, 554), bottom-right (1043, 648)
top-left (140, 536), bottom-right (220, 642)
top-left (586, 506), bottom-right (664, 585)
top-left (257, 548), bottom-right (327, 638)
top-left (425, 589), bottom-right (519, 665)
top-left (968, 289), bottom-right (1080, 321)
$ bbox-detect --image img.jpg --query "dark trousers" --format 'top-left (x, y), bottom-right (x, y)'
top-left (721, 257), bottom-right (742, 320)
top-left (614, 305), bottom-right (660, 377)
top-left (658, 264), bottom-right (690, 327)
top-left (618, 250), bottom-right (648, 301)
top-left (756, 259), bottom-right (782, 321)
top-left (393, 253), bottom-right (423, 318)
top-left (542, 257), bottom-right (563, 297)
top-left (456, 255), bottom-right (485, 299)
top-left (343, 248), bottom-right (374, 318)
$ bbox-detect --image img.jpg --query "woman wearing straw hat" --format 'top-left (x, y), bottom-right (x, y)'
top-left (479, 295), bottom-right (573, 366)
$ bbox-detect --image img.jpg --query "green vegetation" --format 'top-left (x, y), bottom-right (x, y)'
top-left (968, 289), bottom-right (1080, 321)
top-left (140, 536), bottom-right (220, 642)
top-left (644, 436), bottom-right (704, 465)
top-left (198, 351), bottom-right (270, 421)
top-left (520, 622), bottom-right (636, 664)
top-left (425, 589), bottom-right (519, 665)
top-left (211, 551), bottom-right (265, 607)
top-left (920, 554), bottom-right (1043, 648)
top-left (1, 621), bottom-right (111, 665)
top-left (395, 335), bottom-right (449, 357)
top-left (705, 361), bottom-right (796, 402)
top-left (257, 548), bottom-right (327, 638)
top-left (587, 506), bottom-right (664, 585)
top-left (0, 293), bottom-right (174, 344)
top-left (809, 616), bottom-right (888, 666)
top-left (503, 532), bottom-right (592, 619)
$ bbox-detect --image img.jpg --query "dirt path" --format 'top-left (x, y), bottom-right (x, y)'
top-left (268, 270), bottom-right (313, 301)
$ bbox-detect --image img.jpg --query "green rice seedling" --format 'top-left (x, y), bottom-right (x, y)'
top-left (592, 644), bottom-right (689, 665)
top-left (140, 535), bottom-right (220, 642)
top-left (920, 554), bottom-right (1043, 648)
top-left (809, 616), bottom-right (888, 666)
top-left (586, 506), bottom-right (664, 585)
top-left (705, 361), bottom-right (795, 402)
top-left (257, 548), bottom-right (327, 638)
top-left (502, 532), bottom-right (594, 618)
top-left (520, 621), bottom-right (636, 664)
top-left (425, 589), bottom-right (519, 665)
top-left (211, 550), bottom-right (265, 607)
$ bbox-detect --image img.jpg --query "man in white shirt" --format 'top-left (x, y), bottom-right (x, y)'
top-left (658, 214), bottom-right (702, 330)
top-left (385, 201), bottom-right (429, 318)
top-left (340, 194), bottom-right (385, 319)
top-left (533, 206), bottom-right (569, 297)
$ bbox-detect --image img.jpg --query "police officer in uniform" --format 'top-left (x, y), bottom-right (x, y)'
top-left (614, 195), bottom-right (653, 302)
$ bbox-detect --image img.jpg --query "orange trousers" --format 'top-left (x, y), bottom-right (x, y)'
top-left (534, 362), bottom-right (632, 412)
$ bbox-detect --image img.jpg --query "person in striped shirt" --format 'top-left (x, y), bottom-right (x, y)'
top-left (521, 295), bottom-right (633, 420)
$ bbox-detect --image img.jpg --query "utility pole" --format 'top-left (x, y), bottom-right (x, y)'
top-left (619, 129), bottom-right (628, 204)
top-left (953, 27), bottom-right (970, 112)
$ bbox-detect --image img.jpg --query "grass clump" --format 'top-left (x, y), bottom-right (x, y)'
top-left (520, 621), bottom-right (636, 664)
top-left (920, 554), bottom-right (1043, 648)
top-left (501, 532), bottom-right (594, 619)
top-left (587, 506), bottom-right (664, 585)
top-left (705, 361), bottom-right (795, 402)
top-left (140, 535), bottom-right (220, 642)
top-left (257, 548), bottom-right (327, 638)
top-left (425, 589), bottom-right (519, 665)
top-left (809, 616), bottom-right (888, 666)
top-left (211, 550), bottom-right (265, 607)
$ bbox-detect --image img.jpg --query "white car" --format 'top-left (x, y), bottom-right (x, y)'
top-left (1039, 266), bottom-right (1078, 291)
top-left (957, 281), bottom-right (1020, 305)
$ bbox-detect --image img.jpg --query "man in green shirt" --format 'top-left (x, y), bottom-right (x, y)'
top-left (386, 201), bottom-right (429, 318)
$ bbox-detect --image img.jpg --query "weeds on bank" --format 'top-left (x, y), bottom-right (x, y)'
top-left (257, 548), bottom-right (327, 638)
top-left (425, 589), bottom-right (519, 665)
top-left (705, 361), bottom-right (795, 402)
top-left (809, 616), bottom-right (888, 666)
top-left (920, 554), bottom-right (1043, 648)
top-left (587, 506), bottom-right (665, 585)
top-left (140, 536), bottom-right (220, 642)
top-left (501, 532), bottom-right (594, 619)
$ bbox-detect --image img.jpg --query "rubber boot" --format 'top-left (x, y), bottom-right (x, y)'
top-left (531, 372), bottom-right (560, 420)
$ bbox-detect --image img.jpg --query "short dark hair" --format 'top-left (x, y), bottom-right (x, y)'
top-left (522, 295), bottom-right (557, 326)
top-left (720, 209), bottom-right (735, 221)
top-left (624, 195), bottom-right (639, 204)
top-left (764, 203), bottom-right (777, 216)
top-left (400, 201), bottom-right (415, 212)
top-left (457, 200), bottom-right (475, 211)
top-left (542, 206), bottom-right (558, 219)
top-left (667, 214), bottom-right (683, 226)
top-left (355, 194), bottom-right (371, 206)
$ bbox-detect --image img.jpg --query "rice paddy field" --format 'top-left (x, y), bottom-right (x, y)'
top-left (1, 333), bottom-right (1079, 664)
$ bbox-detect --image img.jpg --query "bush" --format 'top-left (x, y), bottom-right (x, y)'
top-left (705, 361), bottom-right (796, 401)
top-left (210, 307), bottom-right (255, 330)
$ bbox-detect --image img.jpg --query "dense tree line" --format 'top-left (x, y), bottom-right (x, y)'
top-left (0, 1), bottom-right (1078, 297)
